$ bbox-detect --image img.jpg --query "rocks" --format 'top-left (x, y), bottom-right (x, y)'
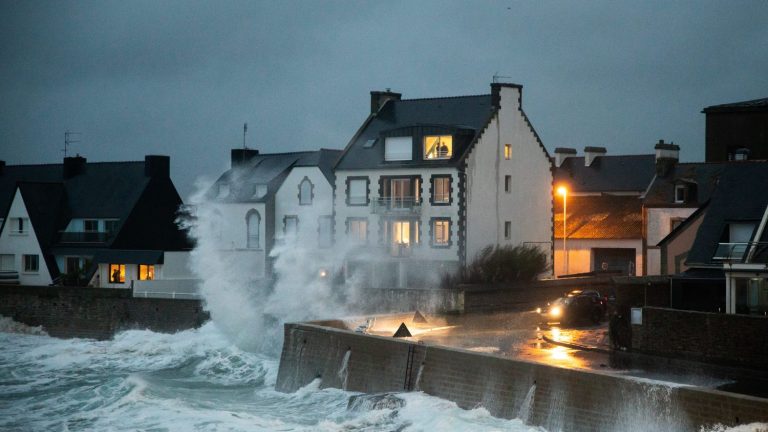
top-left (347, 393), bottom-right (406, 412)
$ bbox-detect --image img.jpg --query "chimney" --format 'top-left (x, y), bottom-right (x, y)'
top-left (584, 146), bottom-right (607, 167)
top-left (370, 89), bottom-right (401, 114)
top-left (63, 155), bottom-right (87, 179)
top-left (490, 82), bottom-right (522, 109)
top-left (145, 155), bottom-right (170, 178)
top-left (554, 147), bottom-right (577, 167)
top-left (0, 160), bottom-right (5, 175)
top-left (231, 148), bottom-right (260, 168)
top-left (654, 139), bottom-right (680, 176)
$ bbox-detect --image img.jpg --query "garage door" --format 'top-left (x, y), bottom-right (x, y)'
top-left (593, 248), bottom-right (636, 275)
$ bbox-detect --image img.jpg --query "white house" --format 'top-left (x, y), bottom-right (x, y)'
top-left (333, 83), bottom-right (553, 288)
top-left (204, 148), bottom-right (341, 279)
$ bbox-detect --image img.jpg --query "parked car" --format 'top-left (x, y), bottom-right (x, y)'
top-left (538, 289), bottom-right (607, 325)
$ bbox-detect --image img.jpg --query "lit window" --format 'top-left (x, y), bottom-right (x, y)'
top-left (109, 264), bottom-right (126, 283)
top-left (246, 210), bottom-right (261, 249)
top-left (347, 178), bottom-right (368, 205)
top-left (299, 177), bottom-right (313, 205)
top-left (424, 135), bottom-right (453, 160)
top-left (504, 144), bottom-right (512, 160)
top-left (318, 216), bottom-right (332, 248)
top-left (0, 254), bottom-right (14, 271)
top-left (432, 219), bottom-right (450, 247)
top-left (385, 137), bottom-right (412, 161)
top-left (23, 254), bottom-right (39, 272)
top-left (347, 218), bottom-right (368, 243)
top-left (674, 185), bottom-right (687, 203)
top-left (432, 176), bottom-right (451, 204)
top-left (84, 219), bottom-right (98, 232)
top-left (139, 265), bottom-right (154, 280)
top-left (504, 175), bottom-right (511, 193)
top-left (505, 221), bottom-right (511, 240)
top-left (284, 215), bottom-right (298, 236)
top-left (387, 220), bottom-right (419, 256)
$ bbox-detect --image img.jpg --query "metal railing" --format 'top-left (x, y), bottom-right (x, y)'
top-left (371, 197), bottom-right (421, 215)
top-left (713, 242), bottom-right (768, 263)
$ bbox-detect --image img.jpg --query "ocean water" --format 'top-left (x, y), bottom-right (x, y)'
top-left (0, 320), bottom-right (542, 432)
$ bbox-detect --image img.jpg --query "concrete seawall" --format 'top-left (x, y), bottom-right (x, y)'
top-left (276, 322), bottom-right (768, 431)
top-left (0, 285), bottom-right (209, 339)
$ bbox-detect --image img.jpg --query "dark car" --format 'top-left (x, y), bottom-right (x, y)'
top-left (539, 289), bottom-right (607, 325)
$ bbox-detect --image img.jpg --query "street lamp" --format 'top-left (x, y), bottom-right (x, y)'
top-left (557, 186), bottom-right (568, 275)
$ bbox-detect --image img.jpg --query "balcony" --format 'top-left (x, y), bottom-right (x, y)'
top-left (371, 197), bottom-right (421, 215)
top-left (58, 231), bottom-right (112, 244)
top-left (713, 242), bottom-right (768, 263)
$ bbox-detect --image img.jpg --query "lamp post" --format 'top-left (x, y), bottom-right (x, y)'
top-left (557, 186), bottom-right (568, 275)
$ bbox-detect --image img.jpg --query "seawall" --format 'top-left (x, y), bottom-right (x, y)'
top-left (276, 322), bottom-right (768, 432)
top-left (0, 285), bottom-right (209, 339)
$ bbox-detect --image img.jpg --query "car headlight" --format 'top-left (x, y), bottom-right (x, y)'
top-left (550, 306), bottom-right (562, 318)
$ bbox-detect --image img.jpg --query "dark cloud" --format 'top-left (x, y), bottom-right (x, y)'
top-left (1, 0), bottom-right (767, 198)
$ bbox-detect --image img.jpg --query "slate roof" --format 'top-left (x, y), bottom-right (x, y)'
top-left (643, 162), bottom-right (730, 207)
top-left (686, 162), bottom-right (768, 266)
top-left (17, 182), bottom-right (67, 278)
top-left (702, 97), bottom-right (768, 113)
top-left (209, 149), bottom-right (342, 203)
top-left (335, 95), bottom-right (495, 170)
top-left (554, 194), bottom-right (643, 239)
top-left (553, 155), bottom-right (656, 193)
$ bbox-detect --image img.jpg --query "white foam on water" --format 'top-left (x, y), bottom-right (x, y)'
top-left (0, 315), bottom-right (47, 335)
top-left (701, 424), bottom-right (768, 432)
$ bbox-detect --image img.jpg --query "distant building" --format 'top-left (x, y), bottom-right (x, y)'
top-left (703, 97), bottom-right (768, 162)
top-left (334, 83), bottom-right (553, 288)
top-left (205, 148), bottom-right (341, 279)
top-left (0, 156), bottom-right (192, 291)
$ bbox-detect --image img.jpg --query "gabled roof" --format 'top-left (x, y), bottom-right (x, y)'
top-left (554, 194), bottom-right (643, 240)
top-left (554, 155), bottom-right (656, 193)
top-left (702, 97), bottom-right (768, 113)
top-left (686, 162), bottom-right (768, 266)
top-left (209, 149), bottom-right (342, 203)
top-left (643, 162), bottom-right (729, 207)
top-left (335, 94), bottom-right (495, 170)
top-left (17, 182), bottom-right (67, 278)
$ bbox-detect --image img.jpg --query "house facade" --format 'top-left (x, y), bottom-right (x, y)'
top-left (0, 155), bottom-right (193, 292)
top-left (703, 97), bottom-right (768, 162)
top-left (334, 83), bottom-right (553, 288)
top-left (204, 148), bottom-right (340, 280)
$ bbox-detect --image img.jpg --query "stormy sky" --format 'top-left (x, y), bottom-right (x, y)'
top-left (1, 1), bottom-right (767, 199)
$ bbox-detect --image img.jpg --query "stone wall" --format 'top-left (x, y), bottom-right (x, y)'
top-left (632, 307), bottom-right (768, 369)
top-left (276, 322), bottom-right (768, 432)
top-left (0, 285), bottom-right (209, 339)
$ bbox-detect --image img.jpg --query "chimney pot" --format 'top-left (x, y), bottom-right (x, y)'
top-left (584, 146), bottom-right (607, 167)
top-left (554, 147), bottom-right (577, 167)
top-left (231, 148), bottom-right (260, 168)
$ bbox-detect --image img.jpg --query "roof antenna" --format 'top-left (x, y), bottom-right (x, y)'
top-left (243, 123), bottom-right (248, 149)
top-left (63, 130), bottom-right (81, 157)
top-left (493, 74), bottom-right (515, 83)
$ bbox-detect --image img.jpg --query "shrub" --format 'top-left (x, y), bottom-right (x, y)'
top-left (441, 244), bottom-right (549, 287)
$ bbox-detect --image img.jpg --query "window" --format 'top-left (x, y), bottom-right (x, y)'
top-left (246, 210), bottom-right (261, 249)
top-left (431, 176), bottom-right (451, 205)
top-left (674, 185), bottom-right (687, 203)
top-left (505, 221), bottom-right (511, 240)
top-left (11, 217), bottom-right (27, 234)
top-left (385, 137), bottom-right (412, 161)
top-left (385, 219), bottom-right (420, 256)
top-left (84, 219), bottom-right (98, 232)
top-left (318, 216), bottom-right (332, 248)
top-left (670, 217), bottom-right (685, 231)
top-left (504, 144), bottom-right (512, 160)
top-left (284, 215), bottom-right (298, 236)
top-left (66, 257), bottom-right (82, 274)
top-left (109, 264), bottom-right (126, 283)
top-left (431, 218), bottom-right (451, 247)
top-left (424, 135), bottom-right (453, 160)
top-left (504, 175), bottom-right (511, 193)
top-left (347, 178), bottom-right (369, 205)
top-left (139, 265), bottom-right (154, 281)
top-left (253, 184), bottom-right (268, 199)
top-left (0, 254), bottom-right (14, 271)
top-left (23, 254), bottom-right (39, 272)
top-left (104, 220), bottom-right (119, 235)
top-left (347, 218), bottom-right (368, 243)
top-left (299, 177), bottom-right (313, 205)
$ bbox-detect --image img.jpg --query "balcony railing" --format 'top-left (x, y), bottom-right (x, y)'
top-left (713, 242), bottom-right (768, 263)
top-left (58, 231), bottom-right (112, 244)
top-left (371, 197), bottom-right (421, 215)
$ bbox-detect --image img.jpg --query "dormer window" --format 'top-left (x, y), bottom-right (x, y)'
top-left (384, 137), bottom-right (412, 161)
top-left (674, 185), bottom-right (687, 203)
top-left (424, 135), bottom-right (452, 160)
top-left (253, 184), bottom-right (268, 199)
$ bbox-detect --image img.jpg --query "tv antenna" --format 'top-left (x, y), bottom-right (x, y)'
top-left (243, 122), bottom-right (248, 149)
top-left (492, 73), bottom-right (515, 83)
top-left (63, 131), bottom-right (82, 157)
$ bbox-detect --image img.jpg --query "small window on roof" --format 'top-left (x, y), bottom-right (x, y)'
top-left (363, 139), bottom-right (377, 148)
top-left (253, 184), bottom-right (268, 199)
top-left (674, 185), bottom-right (687, 203)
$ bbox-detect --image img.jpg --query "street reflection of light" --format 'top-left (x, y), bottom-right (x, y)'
top-left (550, 346), bottom-right (569, 361)
top-left (551, 327), bottom-right (561, 341)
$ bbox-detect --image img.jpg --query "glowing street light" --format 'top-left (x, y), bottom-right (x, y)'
top-left (557, 186), bottom-right (568, 275)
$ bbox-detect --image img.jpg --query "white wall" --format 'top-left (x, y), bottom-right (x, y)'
top-left (275, 166), bottom-right (334, 249)
top-left (0, 189), bottom-right (52, 285)
top-left (465, 85), bottom-right (553, 263)
top-left (645, 207), bottom-right (697, 275)
top-left (554, 238), bottom-right (643, 276)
